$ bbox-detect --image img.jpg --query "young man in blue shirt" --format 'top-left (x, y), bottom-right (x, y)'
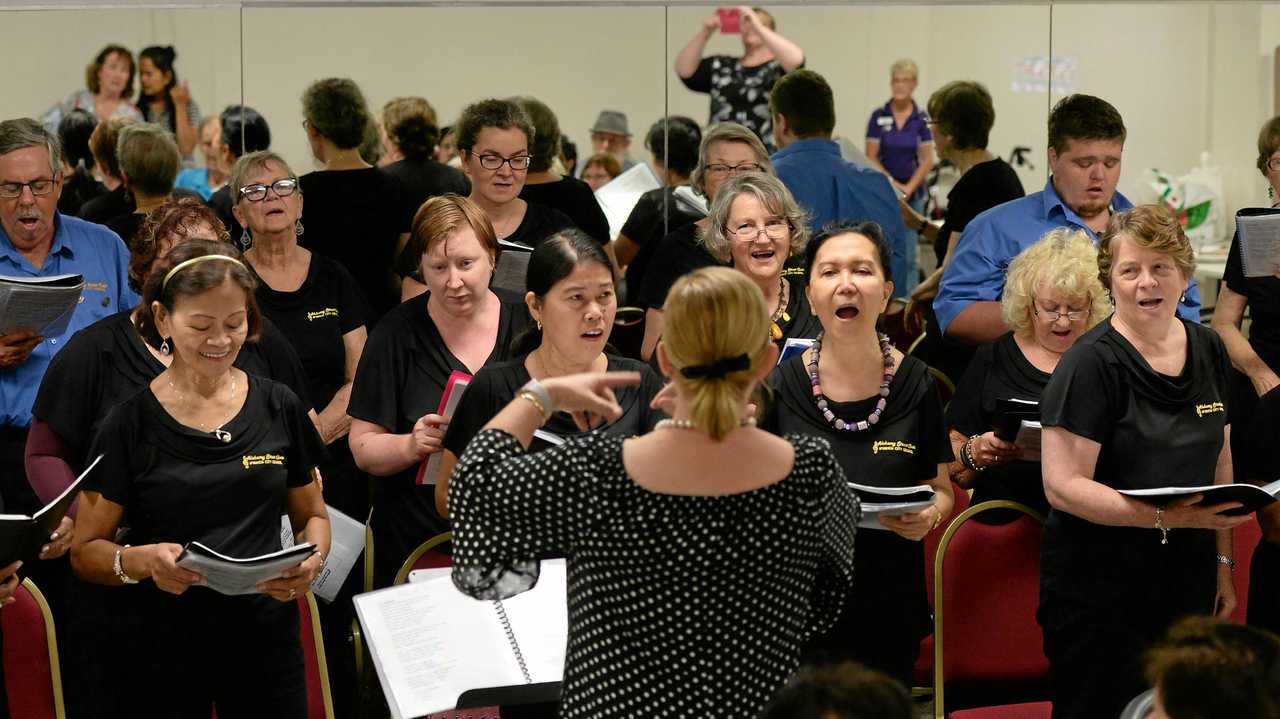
top-left (935, 94), bottom-right (1201, 343)
top-left (769, 68), bottom-right (912, 296)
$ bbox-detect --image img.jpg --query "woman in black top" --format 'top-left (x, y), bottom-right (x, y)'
top-left (378, 96), bottom-right (470, 230)
top-left (298, 78), bottom-right (406, 319)
top-left (515, 96), bottom-right (611, 243)
top-left (762, 221), bottom-right (953, 685)
top-left (436, 229), bottom-right (663, 516)
top-left (55, 109), bottom-right (107, 217)
top-left (70, 241), bottom-right (329, 718)
top-left (1210, 116), bottom-right (1280, 635)
top-left (348, 195), bottom-right (529, 588)
top-left (639, 122), bottom-right (779, 358)
top-left (903, 81), bottom-right (1025, 383)
top-left (1039, 205), bottom-right (1249, 719)
top-left (946, 229), bottom-right (1109, 520)
top-left (398, 99), bottom-right (574, 301)
top-left (448, 266), bottom-right (856, 717)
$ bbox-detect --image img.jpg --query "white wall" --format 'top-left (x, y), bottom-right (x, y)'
top-left (0, 2), bottom-right (1275, 227)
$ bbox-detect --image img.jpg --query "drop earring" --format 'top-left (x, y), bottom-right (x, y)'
top-left (536, 320), bottom-right (543, 331)
top-left (160, 338), bottom-right (171, 356)
top-left (239, 229), bottom-right (251, 250)
top-left (295, 219), bottom-right (304, 237)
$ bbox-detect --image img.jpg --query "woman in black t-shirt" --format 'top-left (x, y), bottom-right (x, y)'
top-left (1039, 205), bottom-right (1249, 719)
top-left (70, 241), bottom-right (330, 718)
top-left (398, 99), bottom-right (575, 301)
top-left (762, 221), bottom-right (953, 686)
top-left (515, 97), bottom-right (611, 244)
top-left (1210, 116), bottom-right (1280, 635)
top-left (436, 230), bottom-right (663, 516)
top-left (348, 195), bottom-right (529, 588)
top-left (946, 229), bottom-right (1109, 520)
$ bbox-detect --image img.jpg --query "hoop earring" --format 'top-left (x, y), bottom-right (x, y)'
top-left (239, 229), bottom-right (251, 250)
top-left (160, 338), bottom-right (171, 356)
top-left (295, 219), bottom-right (304, 237)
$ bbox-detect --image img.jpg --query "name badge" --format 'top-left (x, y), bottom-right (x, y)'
top-left (877, 116), bottom-right (894, 128)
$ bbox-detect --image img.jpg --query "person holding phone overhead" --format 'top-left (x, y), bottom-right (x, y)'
top-left (675, 6), bottom-right (805, 152)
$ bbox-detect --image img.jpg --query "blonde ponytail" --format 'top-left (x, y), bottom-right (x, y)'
top-left (662, 267), bottom-right (772, 440)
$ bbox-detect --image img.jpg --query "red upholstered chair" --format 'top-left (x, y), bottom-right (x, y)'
top-left (1231, 515), bottom-right (1263, 624)
top-left (394, 531), bottom-right (454, 586)
top-left (297, 591), bottom-right (335, 719)
top-left (913, 482), bottom-right (972, 689)
top-left (2, 577), bottom-right (64, 719)
top-left (932, 500), bottom-right (1049, 718)
top-left (950, 702), bottom-right (1052, 719)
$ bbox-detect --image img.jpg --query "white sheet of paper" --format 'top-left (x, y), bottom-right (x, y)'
top-left (594, 163), bottom-right (662, 241)
top-left (0, 274), bottom-right (84, 336)
top-left (354, 559), bottom-right (568, 719)
top-left (1015, 420), bottom-right (1042, 461)
top-left (176, 541), bottom-right (315, 596)
top-left (281, 505), bottom-right (364, 602)
top-left (1236, 212), bottom-right (1280, 278)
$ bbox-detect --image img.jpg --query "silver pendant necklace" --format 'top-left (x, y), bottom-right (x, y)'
top-left (166, 373), bottom-right (237, 443)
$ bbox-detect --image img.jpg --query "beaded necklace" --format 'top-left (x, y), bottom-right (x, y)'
top-left (808, 331), bottom-right (895, 432)
top-left (769, 276), bottom-right (790, 341)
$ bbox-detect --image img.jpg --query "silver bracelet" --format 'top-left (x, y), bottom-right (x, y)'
top-left (113, 545), bottom-right (139, 585)
top-left (519, 379), bottom-right (555, 422)
top-left (1154, 507), bottom-right (1169, 545)
top-left (1216, 553), bottom-right (1236, 571)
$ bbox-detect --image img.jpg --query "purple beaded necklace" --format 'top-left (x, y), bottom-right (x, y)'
top-left (808, 331), bottom-right (896, 432)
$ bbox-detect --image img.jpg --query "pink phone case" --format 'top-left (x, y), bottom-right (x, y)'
top-left (717, 8), bottom-right (741, 34)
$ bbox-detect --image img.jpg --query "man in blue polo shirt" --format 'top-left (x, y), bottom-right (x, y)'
top-left (769, 68), bottom-right (911, 297)
top-left (936, 94), bottom-right (1201, 343)
top-left (0, 118), bottom-right (137, 512)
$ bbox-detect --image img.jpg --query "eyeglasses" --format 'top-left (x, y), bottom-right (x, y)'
top-left (1033, 303), bottom-right (1089, 322)
top-left (729, 219), bottom-right (790, 241)
top-left (706, 162), bottom-right (762, 177)
top-left (472, 153), bottom-right (532, 171)
top-left (238, 177), bottom-right (299, 202)
top-left (0, 178), bottom-right (57, 199)
top-left (1267, 157), bottom-right (1280, 173)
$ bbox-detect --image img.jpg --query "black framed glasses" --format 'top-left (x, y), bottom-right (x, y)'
top-left (707, 162), bottom-right (762, 177)
top-left (0, 177), bottom-right (58, 199)
top-left (473, 153), bottom-right (531, 171)
top-left (239, 177), bottom-right (299, 202)
top-left (729, 219), bottom-right (790, 241)
top-left (1033, 303), bottom-right (1089, 322)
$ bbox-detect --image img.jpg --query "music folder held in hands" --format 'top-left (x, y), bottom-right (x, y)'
top-left (175, 541), bottom-right (316, 596)
top-left (1118, 479), bottom-right (1280, 516)
top-left (848, 481), bottom-right (937, 530)
top-left (0, 453), bottom-right (102, 566)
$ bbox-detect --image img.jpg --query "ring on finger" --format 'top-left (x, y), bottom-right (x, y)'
top-left (288, 588), bottom-right (297, 600)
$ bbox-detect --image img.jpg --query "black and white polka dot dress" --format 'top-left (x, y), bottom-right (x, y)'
top-left (450, 429), bottom-right (859, 718)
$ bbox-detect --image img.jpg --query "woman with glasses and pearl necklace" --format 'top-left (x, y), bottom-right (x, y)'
top-left (760, 220), bottom-right (954, 687)
top-left (448, 266), bottom-right (857, 718)
top-left (70, 241), bottom-right (329, 718)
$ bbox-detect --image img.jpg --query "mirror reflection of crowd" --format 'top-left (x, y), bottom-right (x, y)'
top-left (1, 14), bottom-right (1279, 719)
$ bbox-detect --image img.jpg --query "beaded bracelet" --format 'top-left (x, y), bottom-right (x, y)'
top-left (961, 435), bottom-right (987, 472)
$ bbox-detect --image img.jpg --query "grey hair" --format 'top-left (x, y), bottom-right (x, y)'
top-left (0, 118), bottom-right (61, 175)
top-left (690, 122), bottom-right (775, 198)
top-left (230, 150), bottom-right (298, 204)
top-left (703, 173), bottom-right (810, 263)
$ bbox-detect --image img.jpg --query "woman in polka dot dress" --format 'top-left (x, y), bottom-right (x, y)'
top-left (449, 267), bottom-right (859, 717)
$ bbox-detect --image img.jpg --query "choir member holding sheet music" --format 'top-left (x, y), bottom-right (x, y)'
top-left (70, 241), bottom-right (329, 718)
top-left (1038, 205), bottom-right (1250, 719)
top-left (945, 229), bottom-right (1109, 521)
top-left (760, 220), bottom-right (953, 686)
top-left (1211, 115), bottom-right (1280, 636)
top-left (449, 266), bottom-right (857, 718)
top-left (435, 229), bottom-right (663, 517)
top-left (398, 99), bottom-right (574, 301)
top-left (348, 195), bottom-right (528, 588)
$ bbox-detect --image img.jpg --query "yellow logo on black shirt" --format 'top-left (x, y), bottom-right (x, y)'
top-left (872, 440), bottom-right (916, 456)
top-left (242, 453), bottom-right (285, 469)
top-left (306, 308), bottom-right (339, 321)
top-left (1195, 402), bottom-right (1225, 418)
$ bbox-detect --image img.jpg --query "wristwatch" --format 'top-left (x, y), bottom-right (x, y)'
top-left (113, 545), bottom-right (139, 585)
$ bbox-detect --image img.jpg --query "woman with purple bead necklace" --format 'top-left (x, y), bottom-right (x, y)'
top-left (761, 219), bottom-right (955, 686)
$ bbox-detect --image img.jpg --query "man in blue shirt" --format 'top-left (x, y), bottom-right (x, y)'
top-left (0, 118), bottom-right (138, 511)
top-left (935, 94), bottom-right (1201, 342)
top-left (769, 68), bottom-right (912, 297)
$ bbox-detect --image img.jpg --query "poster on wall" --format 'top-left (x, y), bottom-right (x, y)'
top-left (1012, 56), bottom-right (1078, 95)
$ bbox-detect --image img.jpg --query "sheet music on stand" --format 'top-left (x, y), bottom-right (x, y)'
top-left (354, 559), bottom-right (568, 719)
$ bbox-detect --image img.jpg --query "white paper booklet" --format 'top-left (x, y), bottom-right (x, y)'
top-left (0, 273), bottom-right (84, 336)
top-left (280, 505), bottom-right (365, 602)
top-left (1235, 208), bottom-right (1280, 278)
top-left (848, 482), bottom-right (937, 531)
top-left (1118, 478), bottom-right (1280, 515)
top-left (176, 541), bottom-right (315, 596)
top-left (594, 163), bottom-right (662, 241)
top-left (494, 239), bottom-right (533, 294)
top-left (1014, 420), bottom-right (1042, 461)
top-left (354, 559), bottom-right (568, 719)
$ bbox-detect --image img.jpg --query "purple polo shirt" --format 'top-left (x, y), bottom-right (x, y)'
top-left (865, 100), bottom-right (933, 199)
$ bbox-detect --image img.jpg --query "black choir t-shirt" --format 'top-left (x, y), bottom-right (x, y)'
top-left (621, 186), bottom-right (707, 306)
top-left (520, 177), bottom-right (610, 244)
top-left (381, 158), bottom-right (470, 232)
top-left (207, 185), bottom-right (242, 245)
top-left (762, 353), bottom-right (951, 652)
top-left (935, 158), bottom-right (1025, 268)
top-left (79, 185), bottom-right (133, 224)
top-left (104, 212), bottom-right (145, 250)
top-left (393, 201), bottom-right (575, 280)
top-left (299, 168), bottom-right (406, 319)
top-left (1038, 318), bottom-right (1230, 611)
top-left (346, 289), bottom-right (530, 583)
top-left (637, 222), bottom-right (719, 310)
top-left (1224, 230), bottom-right (1280, 373)
top-left (443, 354), bottom-right (664, 458)
top-left (33, 310), bottom-right (314, 471)
top-left (946, 332), bottom-right (1051, 517)
top-left (85, 375), bottom-right (324, 559)
top-left (252, 254), bottom-right (369, 410)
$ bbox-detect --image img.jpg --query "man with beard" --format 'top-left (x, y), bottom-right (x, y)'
top-left (935, 94), bottom-right (1201, 344)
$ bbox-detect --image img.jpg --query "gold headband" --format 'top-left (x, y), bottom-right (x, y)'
top-left (161, 255), bottom-right (249, 293)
